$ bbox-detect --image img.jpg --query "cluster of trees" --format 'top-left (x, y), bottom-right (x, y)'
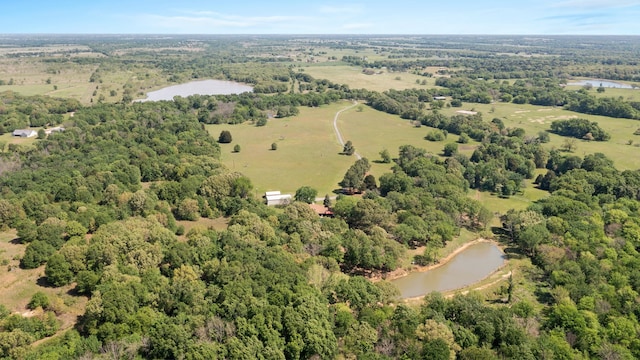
top-left (549, 118), bottom-right (611, 141)
top-left (0, 91), bottom-right (79, 134)
top-left (502, 151), bottom-right (640, 359)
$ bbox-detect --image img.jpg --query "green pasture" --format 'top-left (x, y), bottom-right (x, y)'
top-left (206, 102), bottom-right (356, 196)
top-left (302, 65), bottom-right (440, 92)
top-left (0, 58), bottom-right (97, 102)
top-left (564, 84), bottom-right (640, 101)
top-left (337, 105), bottom-right (479, 179)
top-left (442, 102), bottom-right (640, 170)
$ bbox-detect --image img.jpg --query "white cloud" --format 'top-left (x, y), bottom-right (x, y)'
top-left (138, 11), bottom-right (309, 31)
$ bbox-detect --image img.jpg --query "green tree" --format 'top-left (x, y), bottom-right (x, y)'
top-left (27, 292), bottom-right (50, 310)
top-left (271, 142), bottom-right (278, 150)
top-left (37, 129), bottom-right (46, 139)
top-left (20, 241), bottom-right (55, 269)
top-left (294, 186), bottom-right (318, 204)
top-left (233, 144), bottom-right (241, 152)
top-left (443, 142), bottom-right (458, 156)
top-left (342, 140), bottom-right (355, 155)
top-left (379, 148), bottom-right (391, 163)
top-left (45, 253), bottom-right (74, 287)
top-left (176, 198), bottom-right (200, 221)
top-left (218, 130), bottom-right (232, 143)
top-left (323, 194), bottom-right (331, 208)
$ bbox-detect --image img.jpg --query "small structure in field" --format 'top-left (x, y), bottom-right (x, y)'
top-left (433, 96), bottom-right (447, 101)
top-left (265, 191), bottom-right (292, 206)
top-left (12, 129), bottom-right (37, 138)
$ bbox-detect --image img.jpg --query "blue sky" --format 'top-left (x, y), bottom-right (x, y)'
top-left (2, 0), bottom-right (640, 35)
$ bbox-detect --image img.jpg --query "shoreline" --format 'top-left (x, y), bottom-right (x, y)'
top-left (371, 238), bottom-right (494, 282)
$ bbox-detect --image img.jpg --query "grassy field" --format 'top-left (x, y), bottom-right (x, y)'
top-left (0, 231), bottom-right (87, 320)
top-left (565, 85), bottom-right (640, 102)
top-left (442, 102), bottom-right (640, 170)
top-left (337, 104), bottom-right (479, 179)
top-left (302, 65), bottom-right (442, 92)
top-left (206, 102), bottom-right (357, 196)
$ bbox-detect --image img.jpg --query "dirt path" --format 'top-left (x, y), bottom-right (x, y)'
top-left (333, 101), bottom-right (361, 159)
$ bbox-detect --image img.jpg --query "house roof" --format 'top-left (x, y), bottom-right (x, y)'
top-left (12, 129), bottom-right (37, 137)
top-left (309, 203), bottom-right (333, 216)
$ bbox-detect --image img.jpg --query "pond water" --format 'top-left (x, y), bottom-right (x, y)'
top-left (137, 79), bottom-right (253, 102)
top-left (567, 79), bottom-right (633, 89)
top-left (390, 242), bottom-right (506, 299)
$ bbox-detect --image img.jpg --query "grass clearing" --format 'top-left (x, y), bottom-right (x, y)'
top-left (207, 102), bottom-right (356, 196)
top-left (0, 230), bottom-right (87, 321)
top-left (338, 105), bottom-right (479, 179)
top-left (302, 65), bottom-right (440, 92)
top-left (442, 102), bottom-right (640, 170)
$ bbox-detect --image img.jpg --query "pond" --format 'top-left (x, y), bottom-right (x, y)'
top-left (567, 79), bottom-right (633, 89)
top-left (390, 241), bottom-right (506, 299)
top-left (136, 79), bottom-right (253, 102)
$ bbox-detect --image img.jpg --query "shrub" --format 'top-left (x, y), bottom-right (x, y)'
top-left (28, 292), bottom-right (50, 310)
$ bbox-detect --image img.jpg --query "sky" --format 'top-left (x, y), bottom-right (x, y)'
top-left (2, 0), bottom-right (640, 35)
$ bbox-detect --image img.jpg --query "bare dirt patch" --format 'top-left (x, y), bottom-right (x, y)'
top-left (456, 110), bottom-right (478, 115)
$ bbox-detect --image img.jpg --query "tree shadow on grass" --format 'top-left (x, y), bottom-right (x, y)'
top-left (36, 276), bottom-right (54, 288)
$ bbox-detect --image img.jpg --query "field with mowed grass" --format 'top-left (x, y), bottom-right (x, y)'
top-left (301, 65), bottom-right (441, 92)
top-left (206, 102), bottom-right (357, 196)
top-left (442, 101), bottom-right (640, 170)
top-left (337, 105), bottom-right (480, 179)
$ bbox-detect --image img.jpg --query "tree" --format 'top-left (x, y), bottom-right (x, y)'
top-left (340, 158), bottom-right (370, 193)
top-left (343, 140), bottom-right (355, 155)
top-left (363, 174), bottom-right (377, 190)
top-left (233, 144), bottom-right (241, 153)
top-left (20, 241), bottom-right (55, 269)
top-left (294, 186), bottom-right (318, 204)
top-left (271, 142), bottom-right (278, 151)
top-left (218, 130), bottom-right (232, 143)
top-left (176, 198), bottom-right (199, 221)
top-left (379, 149), bottom-right (391, 163)
top-left (45, 253), bottom-right (74, 287)
top-left (323, 194), bottom-right (331, 208)
top-left (27, 292), bottom-right (50, 310)
top-left (561, 138), bottom-right (577, 152)
top-left (443, 142), bottom-right (458, 156)
top-left (37, 129), bottom-right (46, 139)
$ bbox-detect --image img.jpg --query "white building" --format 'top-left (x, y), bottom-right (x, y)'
top-left (12, 129), bottom-right (37, 138)
top-left (265, 191), bottom-right (292, 206)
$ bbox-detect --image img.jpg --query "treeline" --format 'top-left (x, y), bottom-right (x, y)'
top-left (365, 77), bottom-right (640, 120)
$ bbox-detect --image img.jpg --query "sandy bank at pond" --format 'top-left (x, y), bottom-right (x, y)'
top-left (370, 238), bottom-right (498, 282)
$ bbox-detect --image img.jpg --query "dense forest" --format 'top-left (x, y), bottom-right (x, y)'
top-left (1, 35), bottom-right (640, 359)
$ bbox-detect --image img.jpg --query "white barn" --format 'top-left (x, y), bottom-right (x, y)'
top-left (265, 191), bottom-right (292, 206)
top-left (12, 129), bottom-right (37, 138)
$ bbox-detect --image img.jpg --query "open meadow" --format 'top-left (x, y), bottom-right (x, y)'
top-left (207, 102), bottom-right (356, 196)
top-left (302, 64), bottom-right (442, 92)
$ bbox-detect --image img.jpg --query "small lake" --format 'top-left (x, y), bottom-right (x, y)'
top-left (567, 79), bottom-right (633, 89)
top-left (390, 241), bottom-right (506, 299)
top-left (137, 79), bottom-right (253, 102)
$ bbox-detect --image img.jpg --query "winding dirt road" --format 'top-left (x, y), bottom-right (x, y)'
top-left (333, 101), bottom-right (361, 160)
